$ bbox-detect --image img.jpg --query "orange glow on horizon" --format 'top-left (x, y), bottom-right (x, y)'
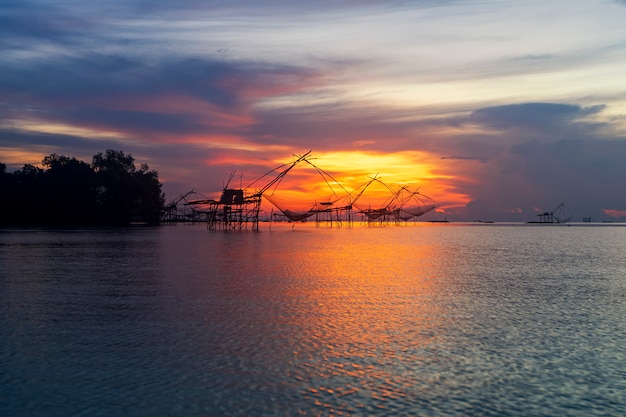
top-left (224, 150), bottom-right (473, 212)
top-left (0, 149), bottom-right (45, 168)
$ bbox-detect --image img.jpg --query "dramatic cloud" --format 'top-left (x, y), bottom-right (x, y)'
top-left (431, 103), bottom-right (626, 221)
top-left (2, 0), bottom-right (626, 220)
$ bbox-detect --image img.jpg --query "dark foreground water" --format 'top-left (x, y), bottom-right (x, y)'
top-left (1, 223), bottom-right (625, 416)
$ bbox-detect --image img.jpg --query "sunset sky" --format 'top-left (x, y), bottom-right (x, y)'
top-left (2, 0), bottom-right (626, 221)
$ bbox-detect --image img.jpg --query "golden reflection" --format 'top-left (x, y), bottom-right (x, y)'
top-left (274, 224), bottom-right (449, 408)
top-left (157, 224), bottom-right (461, 414)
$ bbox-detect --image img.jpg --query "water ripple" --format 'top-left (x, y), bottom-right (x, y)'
top-left (1, 225), bottom-right (625, 416)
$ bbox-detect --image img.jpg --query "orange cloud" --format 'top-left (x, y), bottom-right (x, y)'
top-left (603, 208), bottom-right (626, 218)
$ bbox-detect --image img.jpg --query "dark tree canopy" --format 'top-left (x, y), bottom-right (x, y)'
top-left (0, 150), bottom-right (165, 226)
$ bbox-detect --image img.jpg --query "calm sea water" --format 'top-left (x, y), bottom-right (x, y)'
top-left (1, 223), bottom-right (625, 416)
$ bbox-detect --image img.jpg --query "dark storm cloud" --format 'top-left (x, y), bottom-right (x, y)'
top-left (66, 109), bottom-right (203, 135)
top-left (249, 100), bottom-right (617, 169)
top-left (1, 53), bottom-right (287, 105)
top-left (511, 139), bottom-right (626, 190)
top-left (436, 103), bottom-right (626, 221)
top-left (420, 102), bottom-right (613, 172)
top-left (469, 103), bottom-right (605, 135)
top-left (458, 137), bottom-right (626, 222)
top-left (2, 54), bottom-right (141, 99)
top-left (0, 51), bottom-right (316, 135)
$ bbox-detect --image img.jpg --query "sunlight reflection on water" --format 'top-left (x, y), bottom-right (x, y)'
top-left (1, 223), bottom-right (625, 416)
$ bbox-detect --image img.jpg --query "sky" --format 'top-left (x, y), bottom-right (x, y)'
top-left (2, 0), bottom-right (626, 221)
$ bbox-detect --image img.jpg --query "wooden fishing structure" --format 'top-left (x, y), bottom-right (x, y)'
top-left (353, 177), bottom-right (439, 225)
top-left (161, 190), bottom-right (211, 224)
top-left (528, 202), bottom-right (572, 224)
top-left (261, 152), bottom-right (358, 227)
top-left (182, 151), bottom-right (440, 230)
top-left (200, 152), bottom-right (324, 230)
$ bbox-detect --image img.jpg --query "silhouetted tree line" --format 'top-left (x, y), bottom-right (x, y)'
top-left (0, 150), bottom-right (165, 226)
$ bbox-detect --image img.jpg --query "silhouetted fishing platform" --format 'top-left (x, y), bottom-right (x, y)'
top-left (162, 151), bottom-right (439, 231)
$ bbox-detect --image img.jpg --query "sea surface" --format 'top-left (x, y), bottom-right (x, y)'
top-left (1, 223), bottom-right (625, 416)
